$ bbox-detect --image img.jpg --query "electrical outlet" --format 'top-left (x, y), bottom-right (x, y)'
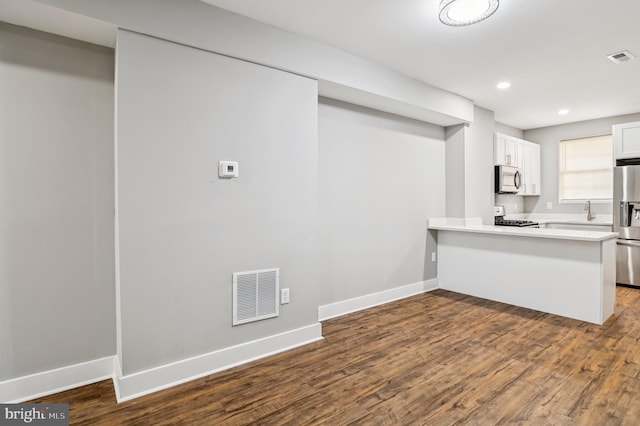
top-left (280, 288), bottom-right (290, 304)
top-left (546, 202), bottom-right (553, 210)
top-left (431, 252), bottom-right (437, 262)
top-left (513, 203), bottom-right (518, 212)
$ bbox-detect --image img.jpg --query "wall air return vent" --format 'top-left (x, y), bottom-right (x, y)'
top-left (607, 50), bottom-right (636, 64)
top-left (232, 268), bottom-right (279, 326)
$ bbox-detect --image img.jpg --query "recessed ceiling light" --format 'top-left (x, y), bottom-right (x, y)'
top-left (558, 109), bottom-right (570, 115)
top-left (496, 81), bottom-right (511, 89)
top-left (439, 0), bottom-right (500, 27)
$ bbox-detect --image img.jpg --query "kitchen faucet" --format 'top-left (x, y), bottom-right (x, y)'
top-left (584, 200), bottom-right (596, 221)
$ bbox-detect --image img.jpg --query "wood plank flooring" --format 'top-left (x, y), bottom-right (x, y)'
top-left (31, 287), bottom-right (640, 425)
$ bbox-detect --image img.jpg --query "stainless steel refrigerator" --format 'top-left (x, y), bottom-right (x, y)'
top-left (614, 163), bottom-right (640, 287)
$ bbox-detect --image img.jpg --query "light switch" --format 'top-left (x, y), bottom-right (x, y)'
top-left (218, 161), bottom-right (239, 178)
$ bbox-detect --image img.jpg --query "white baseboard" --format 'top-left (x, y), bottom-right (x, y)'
top-left (7, 283), bottom-right (434, 404)
top-left (114, 322), bottom-right (323, 402)
top-left (0, 356), bottom-right (116, 403)
top-left (1, 323), bottom-right (322, 404)
top-left (112, 356), bottom-right (123, 403)
top-left (1, 280), bottom-right (438, 404)
top-left (318, 278), bottom-right (439, 321)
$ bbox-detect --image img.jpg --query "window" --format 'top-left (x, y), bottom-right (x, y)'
top-left (558, 135), bottom-right (613, 202)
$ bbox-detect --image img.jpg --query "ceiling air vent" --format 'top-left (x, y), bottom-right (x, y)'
top-left (607, 50), bottom-right (636, 64)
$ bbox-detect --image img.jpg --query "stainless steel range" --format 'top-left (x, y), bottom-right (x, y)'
top-left (494, 206), bottom-right (539, 228)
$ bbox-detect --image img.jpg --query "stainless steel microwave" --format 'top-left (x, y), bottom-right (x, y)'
top-left (495, 165), bottom-right (521, 194)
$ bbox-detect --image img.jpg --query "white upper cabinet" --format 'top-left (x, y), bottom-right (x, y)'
top-left (516, 138), bottom-right (524, 171)
top-left (494, 133), bottom-right (540, 196)
top-left (614, 121), bottom-right (640, 160)
top-left (522, 141), bottom-right (541, 196)
top-left (494, 133), bottom-right (520, 166)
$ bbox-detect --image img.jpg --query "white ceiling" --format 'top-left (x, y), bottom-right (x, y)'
top-left (203, 0), bottom-right (640, 130)
top-left (1, 0), bottom-right (638, 130)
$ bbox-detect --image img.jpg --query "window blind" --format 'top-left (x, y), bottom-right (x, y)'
top-left (558, 135), bottom-right (612, 201)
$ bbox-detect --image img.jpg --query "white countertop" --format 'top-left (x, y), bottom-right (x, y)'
top-left (428, 218), bottom-right (618, 242)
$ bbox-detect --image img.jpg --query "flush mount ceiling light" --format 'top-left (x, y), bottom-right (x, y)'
top-left (496, 81), bottom-right (511, 89)
top-left (439, 0), bottom-right (499, 26)
top-left (558, 109), bottom-right (570, 115)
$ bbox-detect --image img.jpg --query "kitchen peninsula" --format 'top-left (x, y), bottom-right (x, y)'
top-left (428, 218), bottom-right (618, 325)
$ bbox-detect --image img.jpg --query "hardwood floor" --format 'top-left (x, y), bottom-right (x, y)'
top-left (31, 287), bottom-right (640, 425)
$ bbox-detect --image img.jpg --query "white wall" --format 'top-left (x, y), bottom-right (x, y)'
top-left (318, 99), bottom-right (444, 304)
top-left (524, 112), bottom-right (640, 215)
top-left (445, 106), bottom-right (495, 223)
top-left (445, 125), bottom-right (466, 218)
top-left (495, 122), bottom-right (524, 139)
top-left (0, 22), bottom-right (115, 380)
top-left (116, 30), bottom-right (319, 375)
top-left (465, 106), bottom-right (496, 223)
top-left (494, 193), bottom-right (526, 216)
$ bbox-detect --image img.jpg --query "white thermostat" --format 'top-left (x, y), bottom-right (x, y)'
top-left (218, 161), bottom-right (239, 178)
